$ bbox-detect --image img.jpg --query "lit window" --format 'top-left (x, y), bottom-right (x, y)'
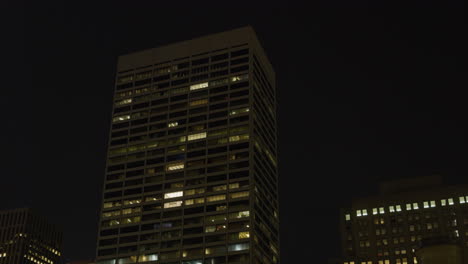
top-left (413, 203), bottom-right (419, 210)
top-left (362, 209), bottom-right (368, 216)
top-left (230, 74), bottom-right (248, 82)
top-left (345, 214), bottom-right (351, 221)
top-left (459, 197), bottom-right (466, 204)
top-left (423, 201), bottom-right (429, 208)
top-left (396, 205), bottom-right (402, 212)
top-left (112, 115), bottom-right (130, 123)
top-left (190, 82), bottom-right (209, 91)
top-left (230, 191), bottom-right (249, 199)
top-left (430, 200), bottom-right (436, 208)
top-left (448, 198), bottom-right (454, 205)
top-left (164, 191), bottom-right (183, 199)
top-left (168, 122), bottom-right (178, 128)
top-left (229, 182), bottom-right (240, 189)
top-left (123, 199), bottom-right (141, 205)
top-left (206, 195), bottom-right (226, 202)
top-left (441, 199), bottom-right (447, 206)
top-left (406, 204), bottom-right (412, 211)
top-left (116, 98), bottom-right (132, 106)
top-left (189, 99), bottom-right (208, 106)
top-left (229, 134), bottom-right (249, 142)
top-left (164, 201), bottom-right (183, 208)
top-left (166, 163), bottom-right (184, 171)
top-left (213, 185), bottom-right (227, 191)
top-left (239, 231), bottom-right (250, 239)
top-left (356, 210), bottom-right (362, 217)
top-left (188, 132), bottom-right (207, 141)
top-left (230, 210), bottom-right (249, 219)
top-left (228, 243), bottom-right (249, 252)
top-left (379, 207), bottom-right (385, 214)
top-left (138, 254), bottom-right (158, 262)
top-left (229, 107), bottom-right (250, 116)
top-left (389, 206), bottom-right (395, 213)
top-left (372, 208), bottom-right (378, 215)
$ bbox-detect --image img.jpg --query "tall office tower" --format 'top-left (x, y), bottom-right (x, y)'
top-left (96, 26), bottom-right (279, 264)
top-left (339, 176), bottom-right (468, 264)
top-left (0, 208), bottom-right (62, 264)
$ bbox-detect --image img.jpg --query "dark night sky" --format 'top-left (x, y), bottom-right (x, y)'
top-left (2, 0), bottom-right (466, 262)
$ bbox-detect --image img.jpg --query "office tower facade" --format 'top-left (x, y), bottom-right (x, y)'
top-left (0, 208), bottom-right (62, 264)
top-left (96, 27), bottom-right (279, 264)
top-left (339, 176), bottom-right (468, 264)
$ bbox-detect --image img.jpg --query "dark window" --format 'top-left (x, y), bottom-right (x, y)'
top-left (192, 58), bottom-right (209, 66)
top-left (231, 49), bottom-right (249, 57)
top-left (211, 53), bottom-right (228, 62)
top-left (230, 65), bottom-right (249, 73)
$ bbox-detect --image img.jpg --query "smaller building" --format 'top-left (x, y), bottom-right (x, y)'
top-left (339, 176), bottom-right (468, 264)
top-left (415, 236), bottom-right (462, 264)
top-left (0, 208), bottom-right (62, 264)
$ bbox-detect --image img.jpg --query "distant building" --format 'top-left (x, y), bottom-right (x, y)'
top-left (415, 236), bottom-right (462, 264)
top-left (95, 26), bottom-right (280, 264)
top-left (339, 176), bottom-right (468, 264)
top-left (0, 208), bottom-right (62, 264)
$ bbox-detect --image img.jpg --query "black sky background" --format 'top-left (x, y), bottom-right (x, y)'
top-left (2, 0), bottom-right (466, 262)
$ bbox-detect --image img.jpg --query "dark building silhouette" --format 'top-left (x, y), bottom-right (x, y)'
top-left (96, 26), bottom-right (279, 264)
top-left (0, 208), bottom-right (62, 264)
top-left (339, 176), bottom-right (468, 264)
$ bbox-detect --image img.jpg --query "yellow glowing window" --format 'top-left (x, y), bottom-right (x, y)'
top-left (406, 203), bottom-right (412, 210)
top-left (356, 210), bottom-right (362, 217)
top-left (164, 191), bottom-right (183, 199)
top-left (188, 132), bottom-right (207, 141)
top-left (239, 231), bottom-right (250, 239)
top-left (441, 199), bottom-right (447, 206)
top-left (205, 226), bottom-right (216, 233)
top-left (459, 197), bottom-right (466, 204)
top-left (396, 205), bottom-right (402, 212)
top-left (345, 214), bottom-right (351, 221)
top-left (190, 99), bottom-right (208, 106)
top-left (229, 183), bottom-right (240, 189)
top-left (116, 98), bottom-right (132, 106)
top-left (372, 208), bottom-right (378, 215)
top-left (164, 201), bottom-right (183, 208)
top-left (207, 195), bottom-right (226, 202)
top-left (448, 198), bottom-right (454, 205)
top-left (190, 82), bottom-right (209, 91)
top-left (112, 115), bottom-right (130, 122)
top-left (229, 107), bottom-right (249, 116)
top-left (102, 210), bottom-right (120, 218)
top-left (168, 122), bottom-right (178, 128)
top-left (229, 210), bottom-right (249, 219)
top-left (123, 199), bottom-right (141, 205)
top-left (230, 74), bottom-right (248, 82)
top-left (213, 185), bottom-right (227, 191)
top-left (389, 206), bottom-right (395, 213)
top-left (379, 207), bottom-right (385, 214)
top-left (139, 254), bottom-right (158, 262)
top-left (230, 191), bottom-right (249, 199)
top-left (229, 134), bottom-right (249, 142)
top-left (166, 163), bottom-right (184, 171)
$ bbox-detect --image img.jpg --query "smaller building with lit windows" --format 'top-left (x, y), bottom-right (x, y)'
top-left (340, 176), bottom-right (468, 264)
top-left (0, 208), bottom-right (62, 264)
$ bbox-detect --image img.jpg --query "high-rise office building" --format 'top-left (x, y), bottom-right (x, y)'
top-left (0, 208), bottom-right (62, 264)
top-left (96, 26), bottom-right (279, 264)
top-left (339, 176), bottom-right (468, 264)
